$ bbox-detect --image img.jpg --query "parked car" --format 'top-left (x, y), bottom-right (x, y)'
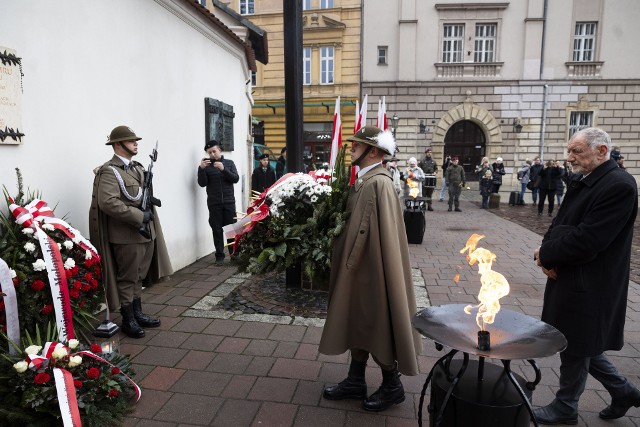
top-left (253, 143), bottom-right (279, 171)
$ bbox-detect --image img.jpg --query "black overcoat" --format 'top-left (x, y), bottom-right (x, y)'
top-left (539, 159), bottom-right (637, 356)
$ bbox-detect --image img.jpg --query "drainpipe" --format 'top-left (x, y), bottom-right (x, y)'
top-left (539, 0), bottom-right (548, 159)
top-left (359, 2), bottom-right (364, 105)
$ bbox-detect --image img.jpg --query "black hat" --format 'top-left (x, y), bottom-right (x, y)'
top-left (259, 153), bottom-right (269, 160)
top-left (204, 140), bottom-right (221, 151)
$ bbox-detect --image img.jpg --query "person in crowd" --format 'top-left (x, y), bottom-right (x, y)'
top-left (445, 156), bottom-right (465, 212)
top-left (418, 148), bottom-right (438, 211)
top-left (479, 169), bottom-right (493, 209)
top-left (475, 157), bottom-right (490, 182)
top-left (529, 156), bottom-right (543, 204)
top-left (536, 159), bottom-right (562, 217)
top-left (197, 140), bottom-right (239, 263)
top-left (439, 155), bottom-right (452, 202)
top-left (555, 160), bottom-right (567, 206)
top-left (251, 153), bottom-right (276, 194)
top-left (90, 125), bottom-right (172, 338)
top-left (383, 157), bottom-right (402, 196)
top-left (320, 126), bottom-right (421, 412)
top-left (404, 157), bottom-right (425, 198)
top-left (491, 157), bottom-right (506, 193)
top-left (533, 127), bottom-right (640, 425)
top-left (276, 147), bottom-right (287, 179)
top-left (517, 159), bottom-right (532, 205)
top-left (617, 155), bottom-right (626, 170)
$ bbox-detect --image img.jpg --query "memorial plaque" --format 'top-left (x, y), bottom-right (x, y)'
top-left (205, 98), bottom-right (235, 151)
top-left (0, 46), bottom-right (24, 145)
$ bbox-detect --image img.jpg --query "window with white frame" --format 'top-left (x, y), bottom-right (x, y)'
top-left (474, 24), bottom-right (496, 62)
top-left (320, 46), bottom-right (334, 84)
top-left (442, 24), bottom-right (464, 63)
top-left (377, 46), bottom-right (388, 65)
top-left (569, 111), bottom-right (593, 137)
top-left (573, 22), bottom-right (597, 62)
top-left (320, 0), bottom-right (334, 8)
top-left (303, 47), bottom-right (311, 85)
top-left (239, 0), bottom-right (254, 15)
top-left (302, 0), bottom-right (311, 10)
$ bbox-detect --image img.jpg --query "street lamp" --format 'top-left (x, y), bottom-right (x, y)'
top-left (390, 114), bottom-right (399, 138)
top-left (513, 118), bottom-right (523, 134)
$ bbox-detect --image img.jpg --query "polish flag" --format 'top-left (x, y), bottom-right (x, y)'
top-left (377, 96), bottom-right (387, 130)
top-left (329, 96), bottom-right (342, 168)
top-left (354, 94), bottom-right (368, 132)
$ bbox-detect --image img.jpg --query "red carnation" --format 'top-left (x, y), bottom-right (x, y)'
top-left (31, 280), bottom-right (45, 291)
top-left (12, 276), bottom-right (19, 286)
top-left (65, 269), bottom-right (74, 279)
top-left (111, 367), bottom-right (120, 375)
top-left (73, 280), bottom-right (82, 290)
top-left (79, 300), bottom-right (86, 308)
top-left (94, 266), bottom-right (102, 278)
top-left (82, 284), bottom-right (91, 292)
top-left (34, 372), bottom-right (51, 384)
top-left (69, 289), bottom-right (80, 299)
top-left (90, 344), bottom-right (102, 353)
top-left (85, 272), bottom-right (93, 282)
top-left (71, 266), bottom-right (79, 276)
top-left (74, 380), bottom-right (83, 388)
top-left (86, 367), bottom-right (100, 379)
top-left (108, 389), bottom-right (119, 398)
top-left (41, 304), bottom-right (53, 315)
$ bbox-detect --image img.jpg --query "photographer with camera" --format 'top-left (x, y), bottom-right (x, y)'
top-left (90, 125), bottom-right (172, 338)
top-left (198, 140), bottom-right (239, 263)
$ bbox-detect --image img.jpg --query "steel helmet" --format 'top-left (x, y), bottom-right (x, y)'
top-left (106, 126), bottom-right (141, 145)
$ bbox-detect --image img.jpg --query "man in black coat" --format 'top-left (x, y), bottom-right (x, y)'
top-left (276, 147), bottom-right (287, 179)
top-left (533, 128), bottom-right (640, 424)
top-left (197, 140), bottom-right (239, 263)
top-left (252, 153), bottom-right (276, 193)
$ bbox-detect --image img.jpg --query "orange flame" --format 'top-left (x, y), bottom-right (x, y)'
top-left (459, 234), bottom-right (510, 330)
top-left (406, 177), bottom-right (420, 198)
top-left (453, 273), bottom-right (460, 283)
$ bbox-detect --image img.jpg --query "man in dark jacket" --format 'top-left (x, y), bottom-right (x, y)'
top-left (529, 156), bottom-right (543, 204)
top-left (252, 153), bottom-right (276, 193)
top-left (276, 147), bottom-right (287, 179)
top-left (418, 148), bottom-right (438, 211)
top-left (533, 128), bottom-right (640, 424)
top-left (197, 140), bottom-right (239, 263)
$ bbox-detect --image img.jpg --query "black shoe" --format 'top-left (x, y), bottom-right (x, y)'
top-left (323, 359), bottom-right (367, 400)
top-left (454, 208), bottom-right (462, 212)
top-left (538, 212), bottom-right (543, 216)
top-left (363, 369), bottom-right (405, 412)
top-left (533, 404), bottom-right (578, 425)
top-left (120, 304), bottom-right (145, 338)
top-left (132, 297), bottom-right (161, 328)
top-left (427, 205), bottom-right (434, 211)
top-left (548, 212), bottom-right (553, 217)
top-left (447, 207), bottom-right (452, 212)
top-left (600, 387), bottom-right (640, 419)
top-left (215, 256), bottom-right (225, 264)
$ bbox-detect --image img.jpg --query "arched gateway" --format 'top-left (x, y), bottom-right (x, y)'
top-left (431, 93), bottom-right (502, 180)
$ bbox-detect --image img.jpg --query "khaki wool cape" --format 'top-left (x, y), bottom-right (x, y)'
top-left (89, 156), bottom-right (173, 310)
top-left (319, 165), bottom-right (421, 375)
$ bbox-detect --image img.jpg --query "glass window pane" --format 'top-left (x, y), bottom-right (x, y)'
top-left (443, 24), bottom-right (464, 63)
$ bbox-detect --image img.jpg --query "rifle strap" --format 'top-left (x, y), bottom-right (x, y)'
top-left (108, 166), bottom-right (143, 202)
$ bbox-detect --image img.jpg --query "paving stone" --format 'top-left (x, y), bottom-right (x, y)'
top-left (133, 346), bottom-right (188, 367)
top-left (207, 352), bottom-right (253, 374)
top-left (139, 366), bottom-right (185, 391)
top-left (154, 393), bottom-right (222, 424)
top-left (245, 356), bottom-right (276, 376)
top-left (171, 317), bottom-right (214, 333)
top-left (270, 358), bottom-right (321, 381)
top-left (291, 379), bottom-right (323, 406)
top-left (235, 321), bottom-right (276, 339)
top-left (203, 319), bottom-right (243, 336)
top-left (211, 398), bottom-right (261, 426)
top-left (294, 405), bottom-right (347, 427)
top-left (295, 343), bottom-right (319, 360)
top-left (273, 341), bottom-right (300, 358)
top-left (171, 370), bottom-right (232, 396)
top-left (180, 333), bottom-right (223, 351)
top-left (216, 336), bottom-right (251, 353)
top-left (146, 330), bottom-right (191, 348)
top-left (251, 402), bottom-right (298, 427)
top-left (247, 377), bottom-right (298, 403)
top-left (175, 349), bottom-right (215, 371)
top-left (243, 339), bottom-right (278, 356)
top-left (129, 389), bottom-right (172, 419)
top-left (220, 374), bottom-right (257, 399)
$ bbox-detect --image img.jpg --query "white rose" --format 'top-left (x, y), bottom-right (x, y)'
top-left (63, 241), bottom-right (73, 250)
top-left (68, 355), bottom-right (83, 367)
top-left (13, 361), bottom-right (28, 373)
top-left (9, 268), bottom-right (16, 279)
top-left (41, 223), bottom-right (54, 231)
top-left (51, 347), bottom-right (68, 360)
top-left (68, 339), bottom-right (80, 350)
top-left (25, 345), bottom-right (42, 355)
top-left (310, 195), bottom-right (318, 203)
top-left (72, 236), bottom-right (81, 244)
top-left (85, 250), bottom-right (93, 260)
top-left (21, 228), bottom-right (34, 235)
top-left (57, 243), bottom-right (62, 250)
top-left (32, 259), bottom-right (46, 271)
top-left (64, 258), bottom-right (76, 270)
top-left (23, 242), bottom-right (36, 253)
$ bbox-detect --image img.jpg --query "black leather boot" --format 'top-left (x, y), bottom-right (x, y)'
top-left (132, 297), bottom-right (161, 328)
top-left (363, 368), bottom-right (405, 412)
top-left (120, 304), bottom-right (145, 338)
top-left (323, 359), bottom-right (367, 400)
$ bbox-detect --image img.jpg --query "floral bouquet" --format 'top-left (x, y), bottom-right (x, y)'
top-left (0, 172), bottom-right (104, 339)
top-left (233, 146), bottom-right (350, 287)
top-left (0, 327), bottom-right (138, 427)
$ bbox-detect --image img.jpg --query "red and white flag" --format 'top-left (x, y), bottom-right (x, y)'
top-left (354, 94), bottom-right (368, 133)
top-left (377, 96), bottom-right (387, 130)
top-left (329, 96), bottom-right (342, 168)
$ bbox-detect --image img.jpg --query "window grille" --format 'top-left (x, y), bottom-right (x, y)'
top-left (474, 24), bottom-right (496, 63)
top-left (443, 24), bottom-right (464, 63)
top-left (573, 22), bottom-right (596, 62)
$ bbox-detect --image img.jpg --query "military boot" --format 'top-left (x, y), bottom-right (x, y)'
top-left (323, 359), bottom-right (367, 400)
top-left (120, 304), bottom-right (145, 338)
top-left (363, 368), bottom-right (405, 412)
top-left (132, 297), bottom-right (161, 328)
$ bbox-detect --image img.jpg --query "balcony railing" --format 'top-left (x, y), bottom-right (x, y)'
top-left (435, 62), bottom-right (503, 78)
top-left (565, 61), bottom-right (604, 78)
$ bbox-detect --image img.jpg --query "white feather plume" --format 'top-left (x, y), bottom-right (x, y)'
top-left (374, 129), bottom-right (396, 154)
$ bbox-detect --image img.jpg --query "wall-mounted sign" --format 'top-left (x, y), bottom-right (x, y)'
top-left (0, 46), bottom-right (24, 145)
top-left (205, 98), bottom-right (235, 152)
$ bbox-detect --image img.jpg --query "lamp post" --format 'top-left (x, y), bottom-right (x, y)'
top-left (390, 114), bottom-right (399, 138)
top-left (513, 118), bottom-right (523, 134)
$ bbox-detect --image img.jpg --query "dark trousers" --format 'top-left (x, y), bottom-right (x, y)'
top-left (491, 183), bottom-right (501, 193)
top-left (538, 188), bottom-right (557, 214)
top-left (208, 203), bottom-right (236, 259)
top-left (448, 184), bottom-right (462, 208)
top-left (553, 351), bottom-right (636, 414)
top-left (112, 241), bottom-right (154, 305)
top-left (424, 187), bottom-right (434, 204)
top-left (351, 348), bottom-right (394, 371)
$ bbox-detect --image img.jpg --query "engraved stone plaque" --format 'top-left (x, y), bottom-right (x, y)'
top-left (0, 46), bottom-right (24, 145)
top-left (205, 98), bottom-right (235, 151)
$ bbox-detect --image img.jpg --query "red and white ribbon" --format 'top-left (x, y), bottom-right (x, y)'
top-left (53, 367), bottom-right (82, 427)
top-left (0, 257), bottom-right (20, 355)
top-left (76, 350), bottom-right (142, 402)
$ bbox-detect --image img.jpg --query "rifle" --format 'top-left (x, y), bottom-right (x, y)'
top-left (139, 141), bottom-right (162, 239)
